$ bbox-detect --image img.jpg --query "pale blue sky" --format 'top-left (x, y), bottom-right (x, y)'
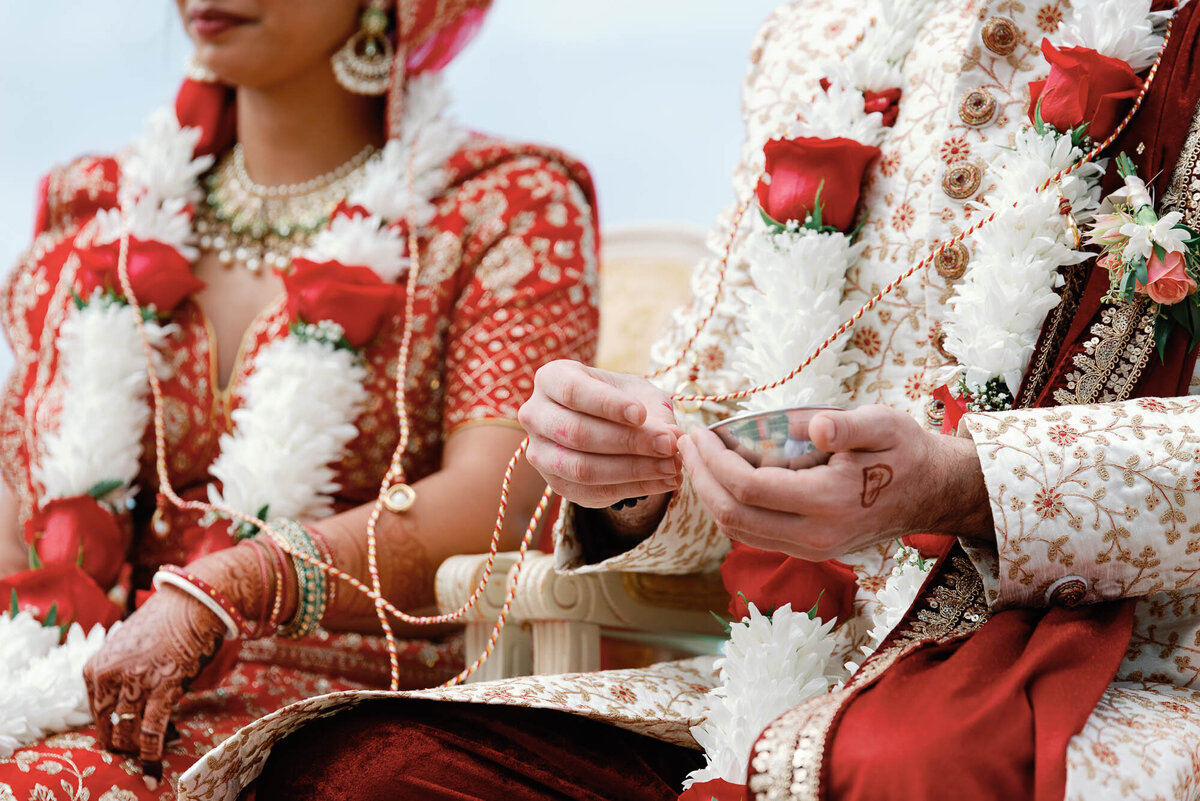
top-left (0, 1), bottom-right (779, 372)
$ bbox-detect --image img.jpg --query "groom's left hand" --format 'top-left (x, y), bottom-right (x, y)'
top-left (678, 404), bottom-right (993, 560)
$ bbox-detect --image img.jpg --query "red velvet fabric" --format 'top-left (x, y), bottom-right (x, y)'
top-left (249, 700), bottom-right (702, 801)
top-left (828, 597), bottom-right (1136, 801)
top-left (823, 4), bottom-right (1199, 799)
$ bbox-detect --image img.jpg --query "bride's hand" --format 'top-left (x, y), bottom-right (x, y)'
top-left (83, 544), bottom-right (268, 772)
top-left (519, 360), bottom-right (683, 508)
top-left (82, 588), bottom-right (226, 770)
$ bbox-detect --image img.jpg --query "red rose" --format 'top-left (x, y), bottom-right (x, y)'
top-left (863, 87), bottom-right (903, 128)
top-left (25, 495), bottom-right (131, 590)
top-left (77, 238), bottom-right (205, 313)
top-left (0, 563), bottom-right (124, 630)
top-left (1028, 39), bottom-right (1141, 142)
top-left (817, 79), bottom-right (903, 127)
top-left (756, 137), bottom-right (881, 232)
top-left (283, 258), bottom-right (404, 348)
top-left (1138, 250), bottom-right (1198, 306)
top-left (678, 779), bottom-right (746, 801)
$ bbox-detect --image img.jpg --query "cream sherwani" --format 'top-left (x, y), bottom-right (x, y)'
top-left (181, 2), bottom-right (1200, 799)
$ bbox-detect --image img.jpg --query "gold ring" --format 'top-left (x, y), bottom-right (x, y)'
top-left (381, 483), bottom-right (417, 514)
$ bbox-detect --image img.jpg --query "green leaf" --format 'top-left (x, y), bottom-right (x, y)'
top-left (9, 589), bottom-right (18, 618)
top-left (809, 182), bottom-right (825, 230)
top-left (1069, 121), bottom-right (1091, 149)
top-left (1115, 152), bottom-right (1138, 179)
top-left (43, 603), bottom-right (57, 629)
top-left (806, 589), bottom-right (826, 621)
top-left (256, 504), bottom-right (269, 523)
top-left (1155, 314), bottom-right (1173, 363)
top-left (1033, 100), bottom-right (1047, 136)
top-left (86, 479), bottom-right (124, 500)
top-left (71, 291), bottom-right (86, 311)
top-left (28, 543), bottom-right (42, 570)
top-left (1153, 244), bottom-right (1168, 263)
top-left (709, 610), bottom-right (733, 635)
top-left (1120, 267), bottom-right (1137, 299)
top-left (1132, 257), bottom-right (1149, 287)
top-left (758, 207), bottom-right (788, 233)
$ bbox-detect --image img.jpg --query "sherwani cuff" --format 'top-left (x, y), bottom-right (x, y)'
top-left (961, 399), bottom-right (1200, 609)
top-left (552, 473), bottom-right (730, 575)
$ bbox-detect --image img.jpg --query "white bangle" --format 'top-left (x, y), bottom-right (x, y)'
top-left (152, 570), bottom-right (240, 640)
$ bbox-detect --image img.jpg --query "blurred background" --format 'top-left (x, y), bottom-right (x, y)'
top-left (0, 0), bottom-right (780, 374)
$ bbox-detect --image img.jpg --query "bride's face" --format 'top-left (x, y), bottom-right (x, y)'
top-left (177, 0), bottom-right (364, 89)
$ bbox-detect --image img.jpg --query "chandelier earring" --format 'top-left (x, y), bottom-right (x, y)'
top-left (332, 0), bottom-right (394, 96)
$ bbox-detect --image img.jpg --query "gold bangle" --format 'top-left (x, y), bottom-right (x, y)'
top-left (382, 482), bottom-right (417, 513)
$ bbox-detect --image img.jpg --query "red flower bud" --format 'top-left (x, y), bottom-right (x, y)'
top-left (1027, 39), bottom-right (1141, 142)
top-left (25, 495), bottom-right (131, 590)
top-left (283, 259), bottom-right (404, 348)
top-left (0, 563), bottom-right (124, 631)
top-left (77, 239), bottom-right (205, 313)
top-left (756, 137), bottom-right (881, 232)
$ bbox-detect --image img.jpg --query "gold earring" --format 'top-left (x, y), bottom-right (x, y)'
top-left (331, 0), bottom-right (393, 96)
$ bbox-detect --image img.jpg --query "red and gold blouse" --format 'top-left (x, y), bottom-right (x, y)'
top-left (0, 134), bottom-right (599, 579)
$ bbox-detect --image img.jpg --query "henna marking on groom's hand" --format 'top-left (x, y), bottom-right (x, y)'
top-left (860, 464), bottom-right (894, 508)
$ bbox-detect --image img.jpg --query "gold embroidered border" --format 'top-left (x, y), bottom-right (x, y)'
top-left (748, 551), bottom-right (988, 801)
top-left (1161, 98), bottom-right (1200, 219)
top-left (1015, 264), bottom-right (1087, 408)
top-left (1052, 298), bottom-right (1159, 406)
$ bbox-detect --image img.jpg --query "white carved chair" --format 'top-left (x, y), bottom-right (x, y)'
top-left (435, 224), bottom-right (729, 681)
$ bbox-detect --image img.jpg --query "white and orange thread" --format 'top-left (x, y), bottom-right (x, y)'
top-left (112, 18), bottom-right (1173, 690)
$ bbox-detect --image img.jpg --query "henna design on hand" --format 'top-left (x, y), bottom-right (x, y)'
top-left (860, 464), bottom-right (894, 508)
top-left (84, 543), bottom-right (268, 771)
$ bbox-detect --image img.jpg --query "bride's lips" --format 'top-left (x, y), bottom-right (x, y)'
top-left (189, 7), bottom-right (254, 38)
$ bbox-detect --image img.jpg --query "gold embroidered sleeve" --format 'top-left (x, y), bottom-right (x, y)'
top-left (962, 398), bottom-right (1200, 608)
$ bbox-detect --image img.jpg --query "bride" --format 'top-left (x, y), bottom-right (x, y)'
top-left (0, 0), bottom-right (598, 796)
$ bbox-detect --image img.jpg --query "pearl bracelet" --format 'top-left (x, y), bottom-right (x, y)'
top-left (152, 566), bottom-right (249, 640)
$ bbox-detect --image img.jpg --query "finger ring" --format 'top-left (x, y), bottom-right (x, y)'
top-left (110, 712), bottom-right (136, 725)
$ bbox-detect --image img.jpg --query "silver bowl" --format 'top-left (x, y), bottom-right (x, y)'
top-left (707, 405), bottom-right (843, 469)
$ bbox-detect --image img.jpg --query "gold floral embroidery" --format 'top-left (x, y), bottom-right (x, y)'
top-left (1053, 300), bottom-right (1159, 406)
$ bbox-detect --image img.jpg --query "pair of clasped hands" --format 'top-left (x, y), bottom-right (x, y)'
top-left (520, 360), bottom-right (993, 557)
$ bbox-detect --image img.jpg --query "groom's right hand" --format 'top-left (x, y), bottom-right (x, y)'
top-left (519, 360), bottom-right (683, 508)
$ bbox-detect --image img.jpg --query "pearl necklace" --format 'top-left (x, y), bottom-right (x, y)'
top-left (196, 142), bottom-right (378, 273)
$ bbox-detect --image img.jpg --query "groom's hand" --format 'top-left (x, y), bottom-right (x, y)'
top-left (519, 360), bottom-right (683, 508)
top-left (678, 404), bottom-right (993, 559)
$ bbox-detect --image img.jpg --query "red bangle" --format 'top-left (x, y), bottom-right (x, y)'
top-left (153, 565), bottom-right (253, 640)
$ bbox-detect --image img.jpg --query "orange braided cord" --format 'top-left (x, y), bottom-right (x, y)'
top-left (671, 17), bottom-right (1174, 406)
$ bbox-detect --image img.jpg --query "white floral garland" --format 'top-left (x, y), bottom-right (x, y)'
top-left (208, 74), bottom-right (466, 522)
top-left (34, 112), bottom-right (209, 507)
top-left (38, 74), bottom-right (464, 527)
top-left (0, 612), bottom-right (111, 758)
top-left (732, 0), bottom-right (936, 413)
top-left (942, 0), bottom-right (1168, 400)
top-left (684, 602), bottom-right (839, 788)
top-left (685, 546), bottom-right (934, 788)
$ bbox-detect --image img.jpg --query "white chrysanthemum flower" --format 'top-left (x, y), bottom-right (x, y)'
top-left (307, 212), bottom-right (408, 282)
top-left (791, 85), bottom-right (886, 147)
top-left (831, 0), bottom-right (938, 90)
top-left (684, 603), bottom-right (840, 787)
top-left (122, 108), bottom-right (213, 205)
top-left (0, 613), bottom-right (111, 757)
top-left (733, 225), bottom-right (862, 413)
top-left (92, 197), bottom-right (198, 259)
top-left (350, 74), bottom-right (468, 225)
top-left (989, 130), bottom-right (1105, 224)
top-left (1053, 0), bottom-right (1166, 71)
top-left (944, 192), bottom-right (1090, 395)
top-left (848, 546), bottom-right (934, 676)
top-left (34, 300), bottom-right (171, 504)
top-left (208, 335), bottom-right (369, 521)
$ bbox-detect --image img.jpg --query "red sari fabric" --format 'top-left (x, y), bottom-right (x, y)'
top-left (821, 4), bottom-right (1200, 799)
top-left (248, 700), bottom-right (703, 801)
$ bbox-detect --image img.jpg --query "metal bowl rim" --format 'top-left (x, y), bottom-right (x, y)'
top-left (707, 404), bottom-right (846, 432)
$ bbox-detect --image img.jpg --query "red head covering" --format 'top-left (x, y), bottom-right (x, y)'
top-left (177, 0), bottom-right (493, 157)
